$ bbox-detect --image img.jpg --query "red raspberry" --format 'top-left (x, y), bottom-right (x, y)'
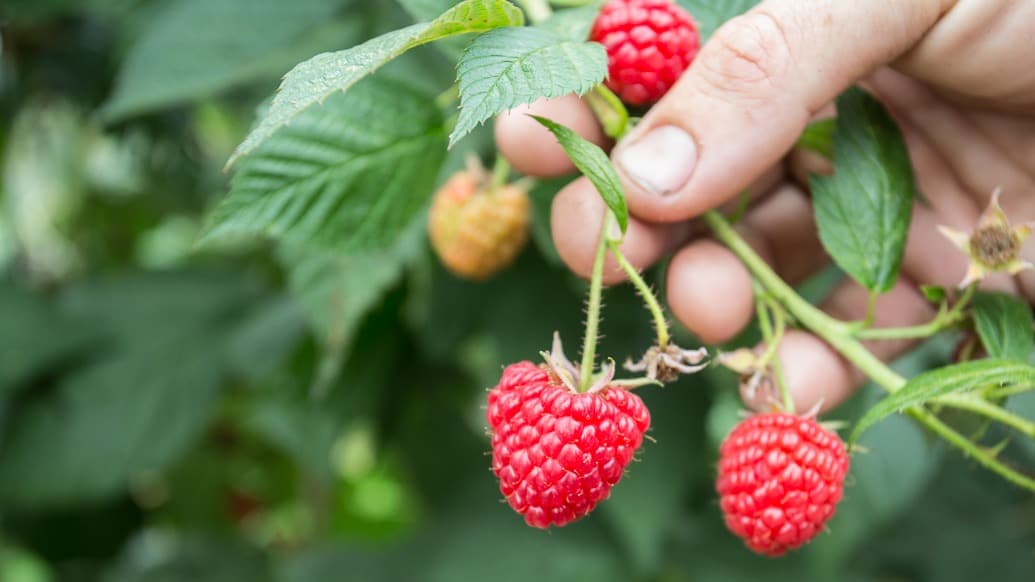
top-left (487, 361), bottom-right (651, 528)
top-left (716, 413), bottom-right (850, 556)
top-left (590, 0), bottom-right (700, 106)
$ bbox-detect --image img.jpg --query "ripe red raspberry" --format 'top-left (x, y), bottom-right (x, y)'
top-left (716, 413), bottom-right (849, 556)
top-left (487, 361), bottom-right (651, 528)
top-left (590, 0), bottom-right (700, 106)
top-left (427, 162), bottom-right (531, 280)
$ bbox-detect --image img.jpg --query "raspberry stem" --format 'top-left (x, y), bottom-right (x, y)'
top-left (578, 211), bottom-right (612, 392)
top-left (704, 209), bottom-right (1035, 491)
top-left (756, 295), bottom-right (792, 412)
top-left (607, 240), bottom-right (670, 349)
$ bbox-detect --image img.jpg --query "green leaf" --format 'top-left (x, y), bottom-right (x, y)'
top-left (677, 0), bottom-right (760, 40)
top-left (811, 87), bottom-right (915, 293)
top-left (226, 0), bottom-right (523, 166)
top-left (101, 0), bottom-right (361, 120)
top-left (972, 291), bottom-right (1035, 362)
top-left (450, 27), bottom-right (607, 147)
top-left (530, 116), bottom-right (628, 232)
top-left (796, 118), bottom-right (835, 158)
top-left (851, 359), bottom-right (1035, 443)
top-left (201, 77), bottom-right (446, 251)
top-left (0, 342), bottom-right (224, 510)
top-left (103, 531), bottom-right (271, 582)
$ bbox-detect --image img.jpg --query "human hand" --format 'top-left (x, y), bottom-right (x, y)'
top-left (494, 0), bottom-right (1035, 412)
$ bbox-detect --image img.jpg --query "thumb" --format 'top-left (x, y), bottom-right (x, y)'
top-left (611, 0), bottom-right (950, 222)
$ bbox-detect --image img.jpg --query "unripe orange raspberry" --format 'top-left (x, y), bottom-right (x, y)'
top-left (428, 164), bottom-right (531, 280)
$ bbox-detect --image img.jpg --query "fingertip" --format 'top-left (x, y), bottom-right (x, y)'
top-left (495, 95), bottom-right (608, 178)
top-left (740, 330), bottom-right (856, 415)
top-left (551, 177), bottom-right (676, 284)
top-left (666, 240), bottom-right (754, 344)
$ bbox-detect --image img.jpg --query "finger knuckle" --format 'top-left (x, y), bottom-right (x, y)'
top-left (697, 10), bottom-right (796, 101)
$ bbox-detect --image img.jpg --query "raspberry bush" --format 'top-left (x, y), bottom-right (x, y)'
top-left (1, 1), bottom-right (1033, 581)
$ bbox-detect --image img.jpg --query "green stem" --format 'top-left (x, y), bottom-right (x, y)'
top-left (491, 156), bottom-right (510, 189)
top-left (936, 394), bottom-right (1035, 437)
top-left (852, 285), bottom-right (974, 340)
top-left (702, 211), bottom-right (906, 393)
top-left (435, 84), bottom-right (459, 110)
top-left (907, 407), bottom-right (1035, 490)
top-left (986, 384), bottom-right (1035, 400)
top-left (516, 0), bottom-right (552, 23)
top-left (607, 240), bottom-right (669, 349)
top-left (578, 214), bottom-right (610, 392)
top-left (757, 296), bottom-right (793, 412)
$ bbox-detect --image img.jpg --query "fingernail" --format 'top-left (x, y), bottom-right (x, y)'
top-left (615, 126), bottom-right (697, 196)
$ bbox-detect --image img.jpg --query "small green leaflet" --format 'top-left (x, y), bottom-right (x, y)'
top-left (226, 0), bottom-right (522, 167)
top-left (811, 87), bottom-right (915, 294)
top-left (201, 77), bottom-right (446, 251)
top-left (795, 118), bottom-right (835, 158)
top-left (850, 359), bottom-right (1035, 443)
top-left (972, 291), bottom-right (1035, 362)
top-left (450, 27), bottom-right (607, 147)
top-left (531, 116), bottom-right (628, 233)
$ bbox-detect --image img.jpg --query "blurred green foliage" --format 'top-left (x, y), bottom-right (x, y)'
top-left (0, 1), bottom-right (1033, 581)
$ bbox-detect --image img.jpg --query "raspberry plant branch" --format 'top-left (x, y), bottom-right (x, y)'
top-left (756, 295), bottom-right (793, 412)
top-left (935, 393), bottom-right (1035, 438)
top-left (704, 210), bottom-right (1035, 491)
top-left (578, 211), bottom-right (613, 392)
top-left (606, 239), bottom-right (669, 349)
top-left (851, 284), bottom-right (976, 341)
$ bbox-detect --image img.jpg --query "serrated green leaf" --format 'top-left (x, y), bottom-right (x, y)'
top-left (677, 0), bottom-right (760, 40)
top-left (530, 116), bottom-right (628, 232)
top-left (226, 0), bottom-right (523, 166)
top-left (851, 359), bottom-right (1035, 443)
top-left (450, 27), bottom-right (606, 147)
top-left (101, 0), bottom-right (361, 121)
top-left (811, 87), bottom-right (915, 293)
top-left (972, 291), bottom-right (1035, 362)
top-left (201, 78), bottom-right (446, 251)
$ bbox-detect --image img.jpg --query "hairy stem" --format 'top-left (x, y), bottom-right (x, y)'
top-left (936, 393), bottom-right (1035, 437)
top-left (853, 285), bottom-right (975, 340)
top-left (607, 240), bottom-right (669, 349)
top-left (702, 211), bottom-right (906, 392)
top-left (757, 296), bottom-right (792, 412)
top-left (579, 214), bottom-right (610, 392)
top-left (908, 407), bottom-right (1035, 490)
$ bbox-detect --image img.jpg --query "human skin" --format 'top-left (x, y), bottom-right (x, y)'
top-left (495, 0), bottom-right (1035, 412)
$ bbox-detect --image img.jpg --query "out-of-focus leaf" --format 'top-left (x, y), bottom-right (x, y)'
top-left (0, 283), bottom-right (97, 397)
top-left (812, 88), bottom-right (915, 293)
top-left (102, 530), bottom-right (271, 582)
top-left (450, 27), bottom-right (606, 146)
top-left (677, 0), bottom-right (760, 40)
top-left (540, 3), bottom-right (605, 40)
top-left (972, 291), bottom-right (1034, 362)
top-left (0, 338), bottom-right (224, 509)
top-left (102, 0), bottom-right (362, 120)
top-left (227, 0), bottom-right (523, 165)
top-left (796, 118), bottom-right (835, 158)
top-left (202, 78), bottom-right (446, 252)
top-left (851, 359), bottom-right (1035, 443)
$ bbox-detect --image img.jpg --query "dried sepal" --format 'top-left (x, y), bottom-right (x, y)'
top-left (938, 187), bottom-right (1034, 287)
top-left (624, 343), bottom-right (708, 383)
